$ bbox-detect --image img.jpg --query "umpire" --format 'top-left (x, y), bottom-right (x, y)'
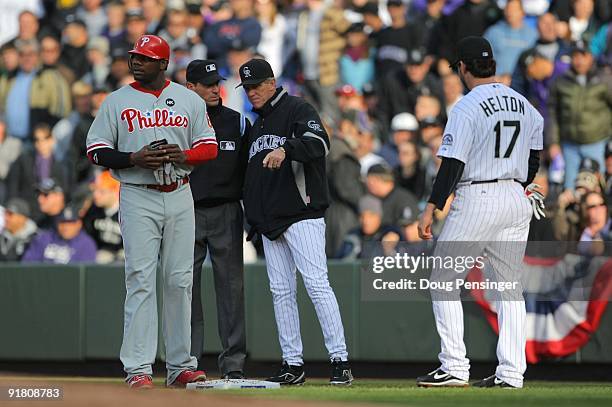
top-left (185, 59), bottom-right (250, 379)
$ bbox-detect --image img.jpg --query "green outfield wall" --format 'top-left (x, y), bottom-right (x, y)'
top-left (0, 262), bottom-right (610, 363)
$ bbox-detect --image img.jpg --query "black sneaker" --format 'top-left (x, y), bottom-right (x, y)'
top-left (416, 368), bottom-right (469, 387)
top-left (266, 361), bottom-right (305, 385)
top-left (330, 358), bottom-right (353, 386)
top-left (472, 374), bottom-right (517, 388)
top-left (222, 371), bottom-right (246, 380)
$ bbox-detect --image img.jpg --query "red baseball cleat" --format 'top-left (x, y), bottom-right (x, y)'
top-left (128, 375), bottom-right (154, 389)
top-left (169, 370), bottom-right (207, 387)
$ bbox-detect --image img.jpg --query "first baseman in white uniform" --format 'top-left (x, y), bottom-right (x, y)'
top-left (86, 35), bottom-right (218, 389)
top-left (417, 37), bottom-right (545, 389)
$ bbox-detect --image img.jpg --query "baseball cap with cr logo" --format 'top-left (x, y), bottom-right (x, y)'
top-left (236, 58), bottom-right (274, 88)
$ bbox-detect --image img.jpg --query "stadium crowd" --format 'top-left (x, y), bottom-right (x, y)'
top-left (0, 0), bottom-right (610, 264)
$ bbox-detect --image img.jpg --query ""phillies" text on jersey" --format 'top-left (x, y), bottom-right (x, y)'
top-left (120, 108), bottom-right (189, 133)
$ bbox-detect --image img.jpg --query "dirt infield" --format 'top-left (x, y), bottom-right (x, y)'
top-left (0, 376), bottom-right (366, 407)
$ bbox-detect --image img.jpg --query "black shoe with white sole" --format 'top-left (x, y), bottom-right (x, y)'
top-left (266, 361), bottom-right (306, 385)
top-left (330, 358), bottom-right (353, 386)
top-left (416, 368), bottom-right (469, 387)
top-left (472, 374), bottom-right (518, 388)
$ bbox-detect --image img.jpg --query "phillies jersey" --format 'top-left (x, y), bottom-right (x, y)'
top-left (438, 83), bottom-right (543, 183)
top-left (86, 81), bottom-right (217, 184)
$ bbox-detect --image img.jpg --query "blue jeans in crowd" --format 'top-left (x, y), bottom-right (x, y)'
top-left (561, 139), bottom-right (607, 190)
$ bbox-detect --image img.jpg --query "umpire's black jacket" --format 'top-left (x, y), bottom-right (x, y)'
top-left (190, 99), bottom-right (250, 206)
top-left (244, 87), bottom-right (330, 240)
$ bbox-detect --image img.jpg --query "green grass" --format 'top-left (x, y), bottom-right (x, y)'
top-left (219, 379), bottom-right (612, 406)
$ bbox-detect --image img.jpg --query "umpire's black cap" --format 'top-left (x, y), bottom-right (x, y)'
top-left (186, 59), bottom-right (225, 85)
top-left (236, 58), bottom-right (274, 88)
top-left (451, 36), bottom-right (494, 69)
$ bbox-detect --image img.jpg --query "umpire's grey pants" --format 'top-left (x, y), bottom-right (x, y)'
top-left (191, 201), bottom-right (246, 375)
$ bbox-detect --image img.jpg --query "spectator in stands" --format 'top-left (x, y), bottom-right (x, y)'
top-left (394, 140), bottom-right (426, 202)
top-left (186, 1), bottom-right (207, 47)
top-left (83, 171), bottom-right (123, 264)
top-left (0, 119), bottom-right (21, 204)
top-left (576, 190), bottom-right (610, 256)
top-left (0, 3), bottom-right (43, 47)
top-left (552, 169), bottom-right (602, 241)
top-left (0, 39), bottom-right (71, 143)
top-left (591, 20), bottom-right (612, 65)
top-left (159, 4), bottom-right (195, 57)
top-left (335, 85), bottom-right (364, 114)
top-left (605, 141), bottom-right (612, 201)
top-left (375, 0), bottom-right (423, 78)
top-left (40, 34), bottom-right (75, 84)
top-left (512, 13), bottom-right (571, 125)
top-left (414, 94), bottom-right (443, 123)
top-left (358, 2), bottom-right (384, 45)
top-left (410, 0), bottom-right (445, 54)
top-left (379, 112), bottom-right (419, 168)
top-left (547, 40), bottom-right (611, 190)
top-left (434, 0), bottom-right (502, 76)
top-left (0, 42), bottom-right (19, 75)
top-left (336, 194), bottom-right (403, 259)
top-left (10, 10), bottom-right (40, 46)
top-left (6, 124), bottom-right (68, 217)
top-left (204, 0), bottom-right (262, 68)
top-left (484, 0), bottom-right (538, 79)
top-left (106, 47), bottom-right (131, 90)
top-left (101, 1), bottom-right (127, 52)
top-left (60, 18), bottom-right (91, 80)
top-left (378, 47), bottom-right (444, 129)
top-left (34, 178), bottom-right (66, 231)
top-left (0, 198), bottom-right (37, 262)
top-left (22, 204), bottom-right (97, 264)
top-left (67, 83), bottom-right (97, 188)
top-left (77, 0), bottom-right (108, 38)
top-left (419, 115), bottom-right (445, 146)
top-left (567, 0), bottom-right (600, 42)
top-left (83, 37), bottom-right (111, 90)
top-left (119, 8), bottom-right (149, 51)
top-left (325, 122), bottom-right (365, 257)
top-left (365, 164), bottom-right (419, 229)
top-left (53, 81), bottom-right (93, 164)
top-left (255, 0), bottom-right (287, 76)
top-left (293, 0), bottom-right (349, 126)
top-left (442, 73), bottom-right (464, 115)
top-left (143, 0), bottom-right (168, 35)
top-left (354, 111), bottom-right (386, 176)
top-left (221, 40), bottom-right (255, 119)
top-left (340, 22), bottom-right (375, 93)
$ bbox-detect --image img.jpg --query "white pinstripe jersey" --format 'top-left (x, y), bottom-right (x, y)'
top-left (86, 81), bottom-right (217, 184)
top-left (438, 83), bottom-right (543, 183)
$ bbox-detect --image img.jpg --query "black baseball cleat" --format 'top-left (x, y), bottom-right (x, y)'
top-left (222, 371), bottom-right (246, 380)
top-left (330, 358), bottom-right (353, 386)
top-left (266, 361), bottom-right (306, 385)
top-left (472, 374), bottom-right (518, 388)
top-left (416, 368), bottom-right (469, 387)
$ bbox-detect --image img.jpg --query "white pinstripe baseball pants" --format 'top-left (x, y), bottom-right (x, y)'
top-left (262, 218), bottom-right (349, 365)
top-left (431, 180), bottom-right (531, 388)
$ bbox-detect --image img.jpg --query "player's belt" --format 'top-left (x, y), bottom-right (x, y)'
top-left (141, 176), bottom-right (190, 192)
top-left (470, 179), bottom-right (521, 185)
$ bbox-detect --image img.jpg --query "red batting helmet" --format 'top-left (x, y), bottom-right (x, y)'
top-left (128, 35), bottom-right (170, 61)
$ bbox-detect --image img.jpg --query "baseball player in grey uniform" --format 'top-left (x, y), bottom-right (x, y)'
top-left (85, 35), bottom-right (218, 389)
top-left (417, 37), bottom-right (545, 389)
